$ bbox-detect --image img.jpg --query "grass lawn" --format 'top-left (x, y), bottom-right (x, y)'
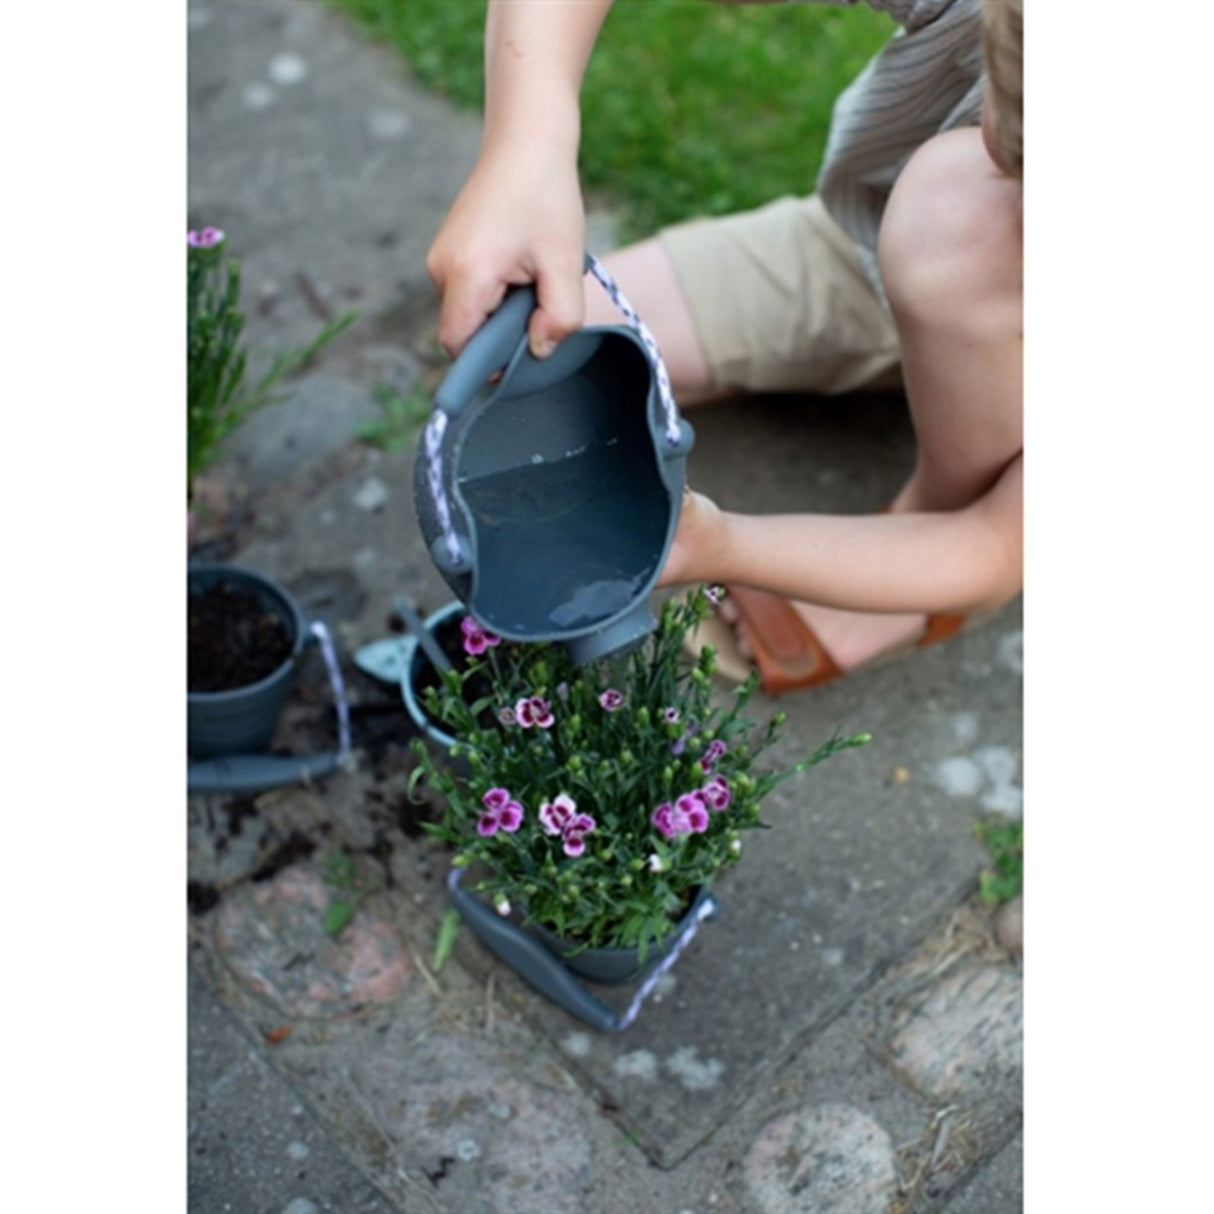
top-left (325, 0), bottom-right (895, 239)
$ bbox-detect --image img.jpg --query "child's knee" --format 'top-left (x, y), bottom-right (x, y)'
top-left (878, 130), bottom-right (1021, 335)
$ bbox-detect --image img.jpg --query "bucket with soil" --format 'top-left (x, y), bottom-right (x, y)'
top-left (188, 563), bottom-right (349, 794)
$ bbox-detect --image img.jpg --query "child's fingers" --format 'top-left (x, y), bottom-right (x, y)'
top-left (435, 273), bottom-right (508, 360)
top-left (528, 253), bottom-right (586, 359)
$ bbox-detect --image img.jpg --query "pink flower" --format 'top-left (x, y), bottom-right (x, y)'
top-left (460, 615), bottom-right (501, 656)
top-left (477, 787), bottom-right (523, 835)
top-left (561, 813), bottom-right (596, 858)
top-left (705, 585), bottom-right (725, 605)
top-left (497, 706), bottom-right (518, 726)
top-left (676, 792), bottom-right (710, 834)
top-left (516, 695), bottom-right (554, 729)
top-left (663, 707), bottom-right (681, 725)
top-left (653, 791), bottom-right (713, 839)
top-left (700, 740), bottom-right (727, 773)
top-left (599, 688), bottom-right (625, 712)
top-left (539, 792), bottom-right (577, 836)
top-left (652, 802), bottom-right (677, 839)
top-left (187, 226), bottom-right (225, 247)
top-left (701, 775), bottom-right (731, 811)
top-left (539, 794), bottom-right (595, 857)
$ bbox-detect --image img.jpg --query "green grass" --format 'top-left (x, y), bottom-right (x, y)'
top-left (325, 0), bottom-right (894, 239)
top-left (973, 816), bottom-right (1023, 906)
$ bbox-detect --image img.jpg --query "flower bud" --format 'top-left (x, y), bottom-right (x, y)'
top-left (621, 749), bottom-right (635, 766)
top-left (568, 754), bottom-right (584, 773)
top-left (620, 873), bottom-right (633, 888)
top-left (452, 854), bottom-right (472, 868)
top-left (630, 857), bottom-right (645, 872)
top-left (662, 765), bottom-right (674, 786)
top-left (636, 707), bottom-right (650, 727)
top-left (597, 848), bottom-right (614, 863)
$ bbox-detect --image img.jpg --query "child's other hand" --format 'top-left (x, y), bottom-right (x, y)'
top-left (426, 149), bottom-right (586, 361)
top-left (658, 489), bottom-right (727, 589)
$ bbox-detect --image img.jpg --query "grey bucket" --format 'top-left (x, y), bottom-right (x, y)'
top-left (414, 257), bottom-right (694, 666)
top-left (187, 564), bottom-right (339, 794)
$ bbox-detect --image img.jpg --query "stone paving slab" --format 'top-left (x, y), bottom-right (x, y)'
top-left (188, 950), bottom-right (401, 1214)
top-left (189, 0), bottom-right (482, 359)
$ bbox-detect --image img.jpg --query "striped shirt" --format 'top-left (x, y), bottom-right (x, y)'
top-left (790, 0), bottom-right (985, 293)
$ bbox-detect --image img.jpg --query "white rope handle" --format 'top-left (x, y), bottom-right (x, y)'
top-left (617, 896), bottom-right (716, 1030)
top-left (309, 619), bottom-right (352, 767)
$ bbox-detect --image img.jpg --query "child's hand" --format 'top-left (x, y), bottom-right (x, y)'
top-left (426, 147), bottom-right (586, 361)
top-left (658, 489), bottom-right (727, 589)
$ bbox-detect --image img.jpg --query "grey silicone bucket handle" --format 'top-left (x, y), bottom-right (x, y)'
top-left (433, 285), bottom-right (537, 418)
top-left (187, 751), bottom-right (339, 796)
top-left (448, 873), bottom-right (619, 1032)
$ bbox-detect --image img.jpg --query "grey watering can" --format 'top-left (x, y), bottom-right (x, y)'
top-left (413, 254), bottom-right (694, 665)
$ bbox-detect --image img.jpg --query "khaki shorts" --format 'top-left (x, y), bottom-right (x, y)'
top-left (659, 194), bottom-right (902, 396)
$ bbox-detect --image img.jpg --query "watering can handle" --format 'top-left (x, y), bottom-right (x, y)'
top-left (187, 751), bottom-right (340, 796)
top-left (433, 283), bottom-right (538, 418)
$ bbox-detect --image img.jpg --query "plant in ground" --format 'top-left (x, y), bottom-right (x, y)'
top-left (973, 815), bottom-right (1023, 905)
top-left (187, 226), bottom-right (357, 502)
top-left (410, 587), bottom-right (869, 955)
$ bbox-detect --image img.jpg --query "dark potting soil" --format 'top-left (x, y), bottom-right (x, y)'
top-left (188, 580), bottom-right (293, 693)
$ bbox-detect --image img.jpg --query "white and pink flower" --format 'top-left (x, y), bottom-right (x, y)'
top-left (700, 774), bottom-right (731, 811)
top-left (187, 226), bottom-right (225, 248)
top-left (515, 695), bottom-right (555, 729)
top-left (477, 787), bottom-right (524, 836)
top-left (539, 792), bottom-right (595, 857)
top-left (539, 792), bottom-right (577, 836)
top-left (460, 615), bottom-right (501, 656)
top-left (598, 688), bottom-right (625, 712)
top-left (700, 739), bottom-right (727, 773)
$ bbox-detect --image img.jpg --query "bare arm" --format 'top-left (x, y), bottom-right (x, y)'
top-left (660, 453), bottom-right (1022, 616)
top-left (426, 0), bottom-right (616, 358)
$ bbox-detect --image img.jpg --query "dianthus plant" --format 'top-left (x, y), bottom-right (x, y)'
top-left (187, 227), bottom-right (355, 502)
top-left (411, 587), bottom-right (869, 955)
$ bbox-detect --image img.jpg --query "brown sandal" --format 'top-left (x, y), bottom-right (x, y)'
top-left (686, 585), bottom-right (967, 697)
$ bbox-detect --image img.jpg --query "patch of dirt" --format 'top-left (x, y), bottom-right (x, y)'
top-left (188, 579), bottom-right (293, 692)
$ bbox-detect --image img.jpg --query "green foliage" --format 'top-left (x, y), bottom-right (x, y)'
top-left (411, 587), bottom-right (869, 952)
top-left (431, 907), bottom-right (463, 972)
top-left (325, 0), bottom-right (894, 239)
top-left (356, 381), bottom-right (432, 452)
top-left (187, 231), bottom-right (357, 500)
top-left (321, 848), bottom-right (366, 937)
top-left (973, 816), bottom-right (1023, 905)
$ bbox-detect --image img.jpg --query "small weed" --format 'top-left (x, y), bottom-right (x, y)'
top-left (973, 816), bottom-right (1023, 906)
top-left (356, 381), bottom-right (431, 452)
top-left (322, 848), bottom-right (367, 937)
top-left (431, 907), bottom-right (462, 973)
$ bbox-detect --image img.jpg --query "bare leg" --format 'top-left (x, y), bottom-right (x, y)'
top-left (782, 128), bottom-right (1022, 668)
top-left (584, 238), bottom-right (728, 405)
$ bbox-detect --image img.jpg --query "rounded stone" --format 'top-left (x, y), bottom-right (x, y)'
top-left (994, 895), bottom-right (1023, 960)
top-left (743, 1103), bottom-right (896, 1214)
top-left (214, 865), bottom-right (412, 1018)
